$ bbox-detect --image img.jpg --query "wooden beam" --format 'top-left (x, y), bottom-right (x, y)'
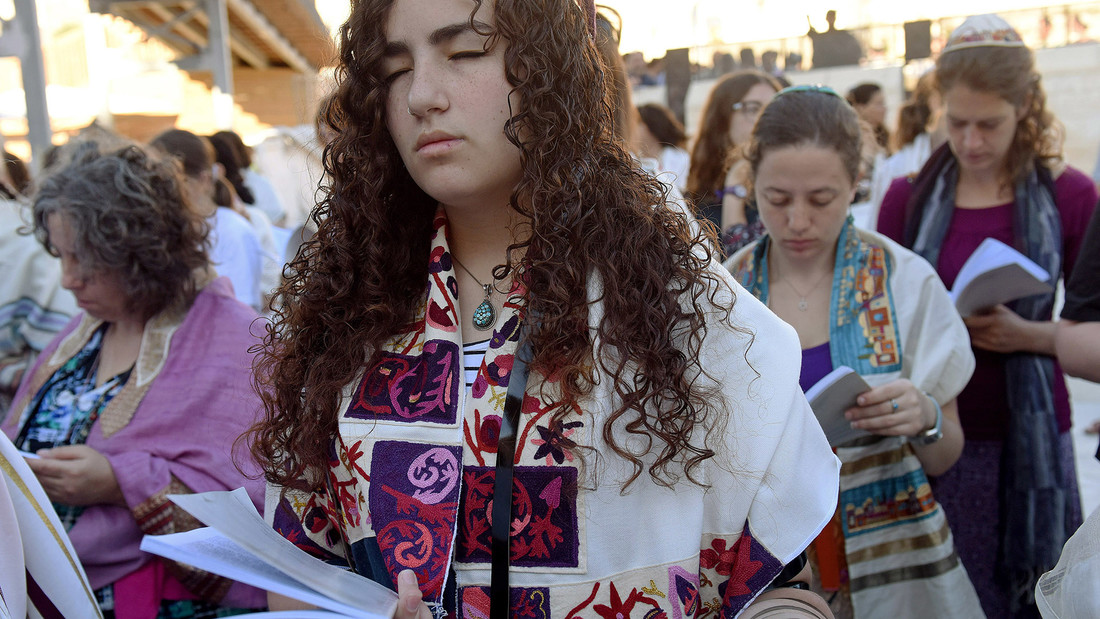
top-left (224, 0), bottom-right (310, 71)
top-left (188, 5), bottom-right (270, 69)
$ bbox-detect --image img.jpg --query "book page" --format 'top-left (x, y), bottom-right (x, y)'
top-left (806, 366), bottom-right (873, 447)
top-left (140, 529), bottom-right (372, 618)
top-left (166, 489), bottom-right (398, 617)
top-left (950, 238), bottom-right (1052, 316)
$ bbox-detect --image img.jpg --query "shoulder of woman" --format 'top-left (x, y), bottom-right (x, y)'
top-left (855, 228), bottom-right (940, 282)
top-left (721, 237), bottom-right (762, 275)
top-left (1053, 164), bottom-right (1097, 200)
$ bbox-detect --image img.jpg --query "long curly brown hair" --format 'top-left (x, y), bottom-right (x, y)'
top-left (936, 43), bottom-right (1061, 184)
top-left (250, 0), bottom-right (735, 492)
top-left (685, 70), bottom-right (780, 206)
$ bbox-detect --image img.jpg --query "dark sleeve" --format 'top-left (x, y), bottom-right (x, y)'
top-left (1055, 166), bottom-right (1100, 281)
top-left (1062, 204), bottom-right (1100, 322)
top-left (876, 176), bottom-right (912, 244)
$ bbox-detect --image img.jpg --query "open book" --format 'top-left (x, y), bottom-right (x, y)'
top-left (950, 237), bottom-right (1053, 317)
top-left (805, 365), bottom-right (872, 447)
top-left (140, 488), bottom-right (398, 618)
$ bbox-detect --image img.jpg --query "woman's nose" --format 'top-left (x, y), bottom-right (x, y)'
top-left (406, 64), bottom-right (449, 117)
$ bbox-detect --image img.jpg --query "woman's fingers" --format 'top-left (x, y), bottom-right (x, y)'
top-left (396, 569), bottom-right (431, 619)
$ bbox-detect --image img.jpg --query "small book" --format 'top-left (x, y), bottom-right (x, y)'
top-left (804, 365), bottom-right (872, 447)
top-left (950, 238), bottom-right (1053, 317)
top-left (140, 488), bottom-right (398, 618)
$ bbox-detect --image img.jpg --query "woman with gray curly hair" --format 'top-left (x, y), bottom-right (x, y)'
top-left (1, 141), bottom-right (267, 618)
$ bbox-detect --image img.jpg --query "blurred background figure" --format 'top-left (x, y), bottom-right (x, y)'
top-left (1, 140), bottom-right (266, 617)
top-left (847, 82), bottom-right (891, 229)
top-left (0, 151), bottom-right (77, 419)
top-left (151, 129), bottom-right (264, 313)
top-left (212, 130), bottom-right (286, 227)
top-left (635, 103), bottom-right (691, 194)
top-left (868, 71), bottom-right (945, 224)
top-left (847, 82), bottom-right (891, 154)
top-left (209, 133), bottom-right (282, 311)
top-left (807, 9), bottom-right (863, 68)
top-left (686, 69), bottom-right (781, 235)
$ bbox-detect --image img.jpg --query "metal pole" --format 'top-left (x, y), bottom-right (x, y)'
top-left (205, 0), bottom-right (234, 129)
top-left (12, 0), bottom-right (51, 169)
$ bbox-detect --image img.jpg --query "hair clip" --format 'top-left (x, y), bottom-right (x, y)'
top-left (774, 84), bottom-right (844, 99)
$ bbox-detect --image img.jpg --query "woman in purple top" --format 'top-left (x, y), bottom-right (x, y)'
top-left (726, 86), bottom-right (981, 619)
top-left (877, 14), bottom-right (1097, 617)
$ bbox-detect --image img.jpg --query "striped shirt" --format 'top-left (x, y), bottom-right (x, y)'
top-left (463, 338), bottom-right (491, 390)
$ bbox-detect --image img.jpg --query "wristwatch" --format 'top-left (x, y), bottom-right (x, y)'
top-left (719, 184), bottom-right (748, 200)
top-left (911, 394), bottom-right (944, 445)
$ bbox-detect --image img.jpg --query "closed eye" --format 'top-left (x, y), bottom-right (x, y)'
top-left (450, 50), bottom-right (488, 60)
top-left (383, 68), bottom-right (411, 84)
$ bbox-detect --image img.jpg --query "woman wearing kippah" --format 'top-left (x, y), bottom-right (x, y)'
top-left (878, 13), bottom-right (1097, 617)
top-left (253, 0), bottom-right (841, 617)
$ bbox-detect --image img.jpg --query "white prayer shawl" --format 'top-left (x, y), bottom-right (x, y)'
top-left (267, 213), bottom-right (840, 618)
top-left (819, 230), bottom-right (983, 619)
top-left (0, 432), bottom-right (102, 618)
top-left (0, 199), bottom-right (77, 416)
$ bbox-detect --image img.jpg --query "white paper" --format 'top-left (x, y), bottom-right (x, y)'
top-left (805, 365), bottom-right (873, 447)
top-left (950, 237), bottom-right (1053, 317)
top-left (140, 529), bottom-right (373, 618)
top-left (163, 489), bottom-right (398, 617)
top-left (17, 450), bottom-right (39, 459)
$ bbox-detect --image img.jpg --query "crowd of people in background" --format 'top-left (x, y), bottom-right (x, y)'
top-left (1, 3), bottom-right (1099, 619)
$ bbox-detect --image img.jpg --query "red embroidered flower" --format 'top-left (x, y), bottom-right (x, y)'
top-left (592, 582), bottom-right (663, 619)
top-left (699, 538), bottom-right (737, 576)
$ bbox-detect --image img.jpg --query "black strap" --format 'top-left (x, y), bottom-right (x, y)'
top-left (489, 334), bottom-right (532, 619)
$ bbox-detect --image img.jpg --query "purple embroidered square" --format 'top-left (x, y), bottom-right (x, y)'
top-left (459, 585), bottom-right (551, 618)
top-left (368, 441), bottom-right (462, 603)
top-left (345, 339), bottom-right (460, 424)
top-left (457, 465), bottom-right (580, 568)
top-left (709, 524), bottom-right (783, 615)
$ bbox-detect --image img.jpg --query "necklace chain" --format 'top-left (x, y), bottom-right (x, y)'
top-left (778, 266), bottom-right (831, 312)
top-left (451, 255), bottom-right (502, 331)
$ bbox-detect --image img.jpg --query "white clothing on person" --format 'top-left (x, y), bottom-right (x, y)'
top-left (0, 432), bottom-right (102, 618)
top-left (209, 208), bottom-right (264, 312)
top-left (242, 205), bottom-right (282, 307)
top-left (866, 133), bottom-right (933, 228)
top-left (243, 169), bottom-right (286, 226)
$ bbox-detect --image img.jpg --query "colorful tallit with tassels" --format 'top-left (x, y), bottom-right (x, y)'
top-left (726, 221), bottom-right (984, 618)
top-left (268, 208), bottom-right (840, 618)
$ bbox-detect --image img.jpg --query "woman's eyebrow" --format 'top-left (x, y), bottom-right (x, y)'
top-left (383, 20), bottom-right (491, 57)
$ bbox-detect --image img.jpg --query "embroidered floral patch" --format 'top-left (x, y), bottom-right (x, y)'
top-left (346, 340), bottom-right (460, 425)
top-left (459, 585), bottom-right (551, 618)
top-left (457, 465), bottom-right (580, 568)
top-left (369, 441), bottom-right (463, 602)
top-left (700, 525), bottom-right (782, 615)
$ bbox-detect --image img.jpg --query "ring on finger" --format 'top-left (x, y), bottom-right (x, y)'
top-left (890, 398), bottom-right (899, 411)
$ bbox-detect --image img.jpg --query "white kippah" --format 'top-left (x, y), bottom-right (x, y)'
top-left (943, 13), bottom-right (1026, 53)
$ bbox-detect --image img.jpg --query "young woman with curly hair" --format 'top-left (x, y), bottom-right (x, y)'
top-left (251, 0), bottom-right (839, 617)
top-left (877, 14), bottom-right (1097, 617)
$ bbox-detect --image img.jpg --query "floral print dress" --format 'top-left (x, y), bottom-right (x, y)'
top-left (14, 324), bottom-right (131, 529)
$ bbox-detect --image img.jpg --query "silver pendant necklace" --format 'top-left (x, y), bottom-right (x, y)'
top-left (779, 268), bottom-right (831, 312)
top-left (452, 255), bottom-right (499, 331)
